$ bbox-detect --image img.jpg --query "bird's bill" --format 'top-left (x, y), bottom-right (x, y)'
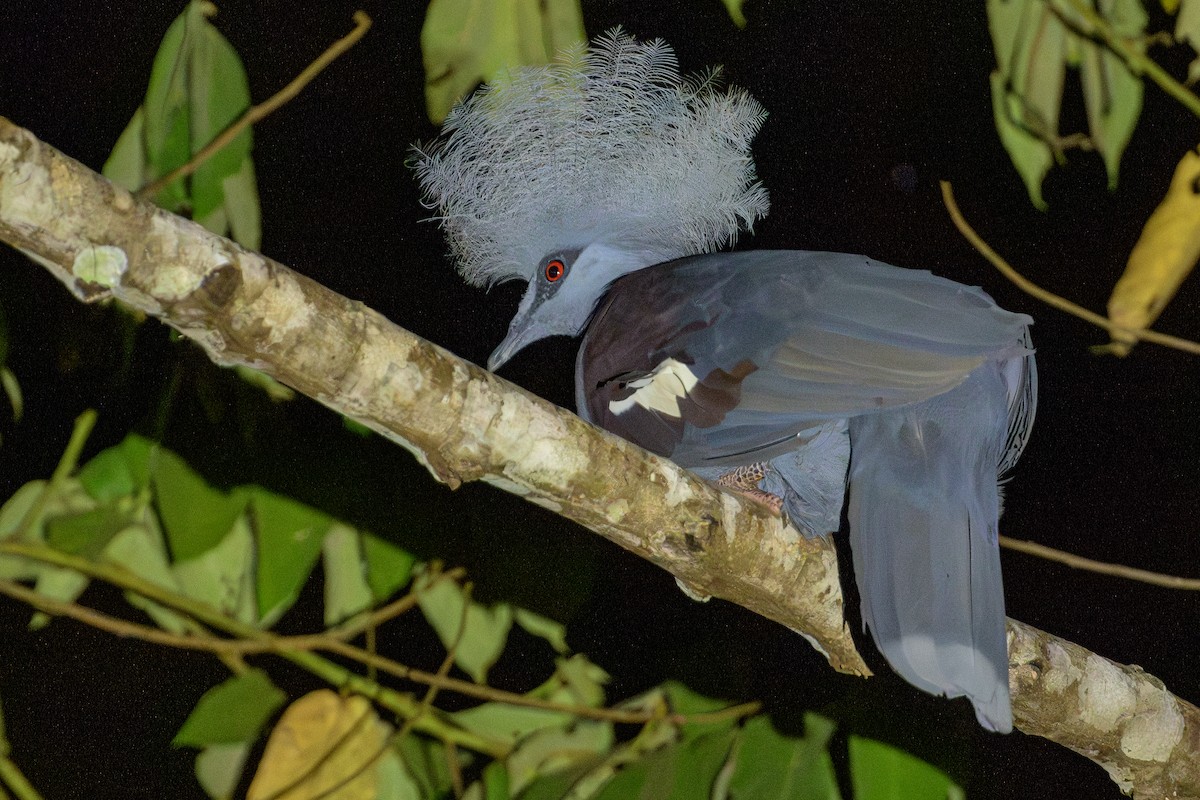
top-left (487, 316), bottom-right (545, 372)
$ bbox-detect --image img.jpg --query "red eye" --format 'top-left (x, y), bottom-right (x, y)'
top-left (545, 259), bottom-right (565, 282)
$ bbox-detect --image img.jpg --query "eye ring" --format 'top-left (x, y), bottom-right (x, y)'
top-left (544, 259), bottom-right (566, 282)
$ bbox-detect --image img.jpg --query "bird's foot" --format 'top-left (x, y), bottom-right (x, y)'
top-left (715, 464), bottom-right (784, 516)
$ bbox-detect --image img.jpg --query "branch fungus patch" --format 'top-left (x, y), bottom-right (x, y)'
top-left (1120, 684), bottom-right (1184, 762)
top-left (1078, 654), bottom-right (1137, 732)
top-left (71, 245), bottom-right (127, 287)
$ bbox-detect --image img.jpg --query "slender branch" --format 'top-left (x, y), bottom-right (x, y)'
top-left (326, 566), bottom-right (466, 642)
top-left (0, 694), bottom-right (43, 800)
top-left (0, 542), bottom-right (506, 758)
top-left (0, 759), bottom-right (41, 800)
top-left (1000, 535), bottom-right (1200, 590)
top-left (940, 181), bottom-right (1200, 356)
top-left (0, 564), bottom-right (752, 727)
top-left (136, 11), bottom-right (372, 201)
top-left (15, 409), bottom-right (96, 538)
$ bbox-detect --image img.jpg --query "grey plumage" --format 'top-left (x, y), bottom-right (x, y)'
top-left (576, 251), bottom-right (1034, 732)
top-left (415, 31), bottom-right (1036, 733)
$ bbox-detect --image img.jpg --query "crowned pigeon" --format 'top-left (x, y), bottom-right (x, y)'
top-left (413, 30), bottom-right (1036, 733)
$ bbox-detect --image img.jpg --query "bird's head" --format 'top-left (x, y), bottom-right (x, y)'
top-left (487, 243), bottom-right (667, 370)
top-left (412, 29), bottom-right (770, 370)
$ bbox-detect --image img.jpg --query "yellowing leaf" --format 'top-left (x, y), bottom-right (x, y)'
top-left (1106, 147), bottom-right (1200, 355)
top-left (247, 691), bottom-right (392, 800)
top-left (420, 0), bottom-right (586, 123)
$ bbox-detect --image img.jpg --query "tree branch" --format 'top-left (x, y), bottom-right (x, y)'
top-left (1, 117), bottom-right (1197, 799)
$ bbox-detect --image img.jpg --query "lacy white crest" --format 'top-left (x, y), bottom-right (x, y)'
top-left (413, 29), bottom-right (771, 286)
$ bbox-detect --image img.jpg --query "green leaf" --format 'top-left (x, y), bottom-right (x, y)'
top-left (514, 607), bottom-right (569, 654)
top-left (189, 18), bottom-right (252, 220)
top-left (420, 0), bottom-right (586, 122)
top-left (45, 505), bottom-right (131, 557)
top-left (452, 703), bottom-right (573, 746)
top-left (545, 655), bottom-right (608, 708)
top-left (418, 573), bottom-right (513, 683)
top-left (104, 519), bottom-right (190, 633)
top-left (505, 722), bottom-right (613, 796)
top-left (593, 729), bottom-right (736, 800)
top-left (194, 742), bottom-right (250, 799)
top-left (80, 445), bottom-right (139, 502)
top-left (29, 566), bottom-right (90, 630)
top-left (848, 735), bottom-right (963, 800)
top-left (174, 669), bottom-right (286, 747)
top-left (990, 72), bottom-right (1053, 211)
top-left (396, 734), bottom-right (455, 799)
top-left (322, 523), bottom-right (374, 625)
top-left (519, 769), bottom-right (591, 800)
top-left (663, 681), bottom-right (728, 716)
top-left (173, 515), bottom-right (257, 623)
top-left (1079, 0), bottom-right (1146, 189)
top-left (987, 0), bottom-right (1066, 210)
top-left (1177, 0), bottom-right (1200, 83)
top-left (79, 434), bottom-right (156, 502)
top-left (121, 0), bottom-right (256, 224)
top-left (721, 0), bottom-right (748, 27)
top-left (247, 488), bottom-right (330, 625)
top-left (377, 750), bottom-right (422, 800)
top-left (142, 7), bottom-right (193, 207)
top-left (0, 484), bottom-right (48, 580)
top-left (362, 532), bottom-right (416, 601)
top-left (103, 107), bottom-right (150, 192)
top-left (728, 714), bottom-right (840, 800)
top-left (482, 761), bottom-right (510, 800)
top-left (0, 482), bottom-right (45, 541)
top-left (152, 445), bottom-right (246, 560)
top-left (1, 368), bottom-right (23, 424)
top-left (233, 366), bottom-right (294, 402)
top-left (222, 157), bottom-right (262, 251)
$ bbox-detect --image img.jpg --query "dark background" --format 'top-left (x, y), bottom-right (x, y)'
top-left (1, 1), bottom-right (1198, 798)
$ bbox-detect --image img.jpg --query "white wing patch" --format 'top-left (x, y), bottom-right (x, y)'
top-left (608, 358), bottom-right (699, 419)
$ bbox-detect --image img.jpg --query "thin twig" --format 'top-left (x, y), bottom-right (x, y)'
top-left (0, 759), bottom-right (41, 800)
top-left (423, 579), bottom-right (472, 712)
top-left (940, 181), bottom-right (1200, 356)
top-left (0, 541), bottom-right (507, 758)
top-left (1000, 535), bottom-right (1200, 590)
top-left (0, 565), bottom-right (752, 726)
top-left (15, 409), bottom-right (96, 538)
top-left (327, 566), bottom-right (465, 643)
top-left (136, 11), bottom-right (372, 201)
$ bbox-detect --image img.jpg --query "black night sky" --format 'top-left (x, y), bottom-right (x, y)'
top-left (1, 2), bottom-right (1199, 798)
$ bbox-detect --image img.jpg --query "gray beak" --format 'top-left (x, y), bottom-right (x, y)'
top-left (487, 329), bottom-right (526, 372)
top-left (487, 314), bottom-right (547, 372)
top-left (487, 281), bottom-right (548, 372)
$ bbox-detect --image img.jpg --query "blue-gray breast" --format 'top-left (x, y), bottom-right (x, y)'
top-left (577, 249), bottom-right (1036, 733)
